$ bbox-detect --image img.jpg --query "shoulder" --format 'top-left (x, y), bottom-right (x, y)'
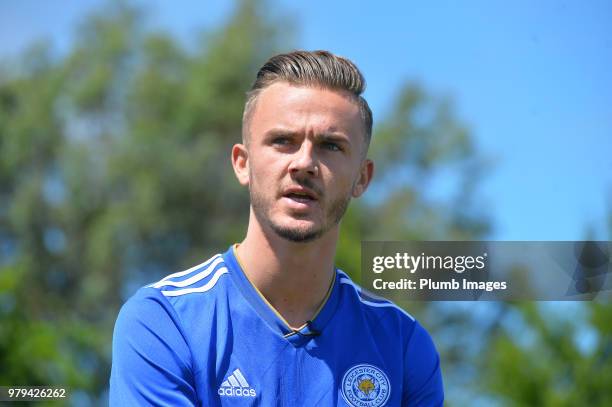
top-left (135, 251), bottom-right (232, 320)
top-left (335, 269), bottom-right (440, 359)
top-left (336, 269), bottom-right (416, 330)
top-left (115, 252), bottom-right (230, 334)
top-left (147, 252), bottom-right (229, 299)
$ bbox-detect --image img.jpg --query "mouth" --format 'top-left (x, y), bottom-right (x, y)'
top-left (282, 187), bottom-right (319, 207)
top-left (285, 192), bottom-right (316, 203)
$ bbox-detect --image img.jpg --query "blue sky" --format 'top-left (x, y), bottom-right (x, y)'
top-left (2, 0), bottom-right (611, 240)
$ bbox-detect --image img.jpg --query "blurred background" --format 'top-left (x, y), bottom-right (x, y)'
top-left (0, 0), bottom-right (610, 405)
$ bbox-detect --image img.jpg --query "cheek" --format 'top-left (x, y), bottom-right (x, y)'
top-left (250, 159), bottom-right (283, 188)
top-left (323, 167), bottom-right (357, 194)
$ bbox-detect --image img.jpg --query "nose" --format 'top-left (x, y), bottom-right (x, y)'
top-left (288, 140), bottom-right (319, 177)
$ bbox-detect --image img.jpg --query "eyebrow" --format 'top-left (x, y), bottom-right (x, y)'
top-left (264, 128), bottom-right (300, 139)
top-left (264, 128), bottom-right (350, 144)
top-left (316, 133), bottom-right (350, 146)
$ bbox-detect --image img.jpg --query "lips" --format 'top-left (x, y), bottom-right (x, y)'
top-left (283, 186), bottom-right (318, 200)
top-left (282, 186), bottom-right (319, 206)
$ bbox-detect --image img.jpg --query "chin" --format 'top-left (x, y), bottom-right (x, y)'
top-left (271, 220), bottom-right (325, 243)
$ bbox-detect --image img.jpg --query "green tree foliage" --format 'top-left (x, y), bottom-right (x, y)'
top-left (478, 231), bottom-right (612, 405)
top-left (481, 302), bottom-right (612, 406)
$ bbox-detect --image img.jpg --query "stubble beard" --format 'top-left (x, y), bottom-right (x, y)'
top-left (250, 181), bottom-right (352, 243)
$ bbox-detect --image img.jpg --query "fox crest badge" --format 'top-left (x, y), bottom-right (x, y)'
top-left (341, 364), bottom-right (391, 407)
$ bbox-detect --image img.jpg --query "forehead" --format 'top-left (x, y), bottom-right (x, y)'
top-left (249, 82), bottom-right (363, 138)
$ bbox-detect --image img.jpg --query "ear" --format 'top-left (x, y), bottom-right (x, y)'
top-left (352, 159), bottom-right (374, 198)
top-left (231, 143), bottom-right (250, 186)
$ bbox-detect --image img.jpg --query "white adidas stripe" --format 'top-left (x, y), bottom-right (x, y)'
top-left (339, 275), bottom-right (415, 321)
top-left (221, 369), bottom-right (250, 388)
top-left (161, 267), bottom-right (228, 297)
top-left (153, 256), bottom-right (224, 289)
top-left (233, 369), bottom-right (250, 387)
top-left (149, 254), bottom-right (221, 287)
top-left (228, 376), bottom-right (240, 387)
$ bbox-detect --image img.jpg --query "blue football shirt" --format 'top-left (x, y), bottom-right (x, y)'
top-left (110, 246), bottom-right (444, 406)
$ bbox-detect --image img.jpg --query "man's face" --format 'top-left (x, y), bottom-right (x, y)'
top-left (234, 82), bottom-right (373, 243)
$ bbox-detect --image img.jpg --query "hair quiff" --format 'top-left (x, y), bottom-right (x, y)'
top-left (242, 50), bottom-right (373, 147)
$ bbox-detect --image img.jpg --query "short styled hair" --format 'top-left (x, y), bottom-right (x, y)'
top-left (242, 50), bottom-right (373, 148)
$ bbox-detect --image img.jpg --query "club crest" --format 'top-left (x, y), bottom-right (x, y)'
top-left (341, 364), bottom-right (391, 407)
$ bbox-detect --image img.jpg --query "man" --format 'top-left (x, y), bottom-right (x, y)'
top-left (110, 50), bottom-right (444, 406)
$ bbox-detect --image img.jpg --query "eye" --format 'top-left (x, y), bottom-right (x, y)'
top-left (272, 136), bottom-right (291, 146)
top-left (321, 141), bottom-right (342, 152)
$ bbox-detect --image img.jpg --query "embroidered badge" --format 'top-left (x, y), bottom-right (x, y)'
top-left (341, 364), bottom-right (391, 407)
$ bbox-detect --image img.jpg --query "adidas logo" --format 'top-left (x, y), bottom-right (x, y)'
top-left (218, 368), bottom-right (256, 398)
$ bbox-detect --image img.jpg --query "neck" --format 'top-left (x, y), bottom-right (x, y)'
top-left (235, 209), bottom-right (338, 329)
